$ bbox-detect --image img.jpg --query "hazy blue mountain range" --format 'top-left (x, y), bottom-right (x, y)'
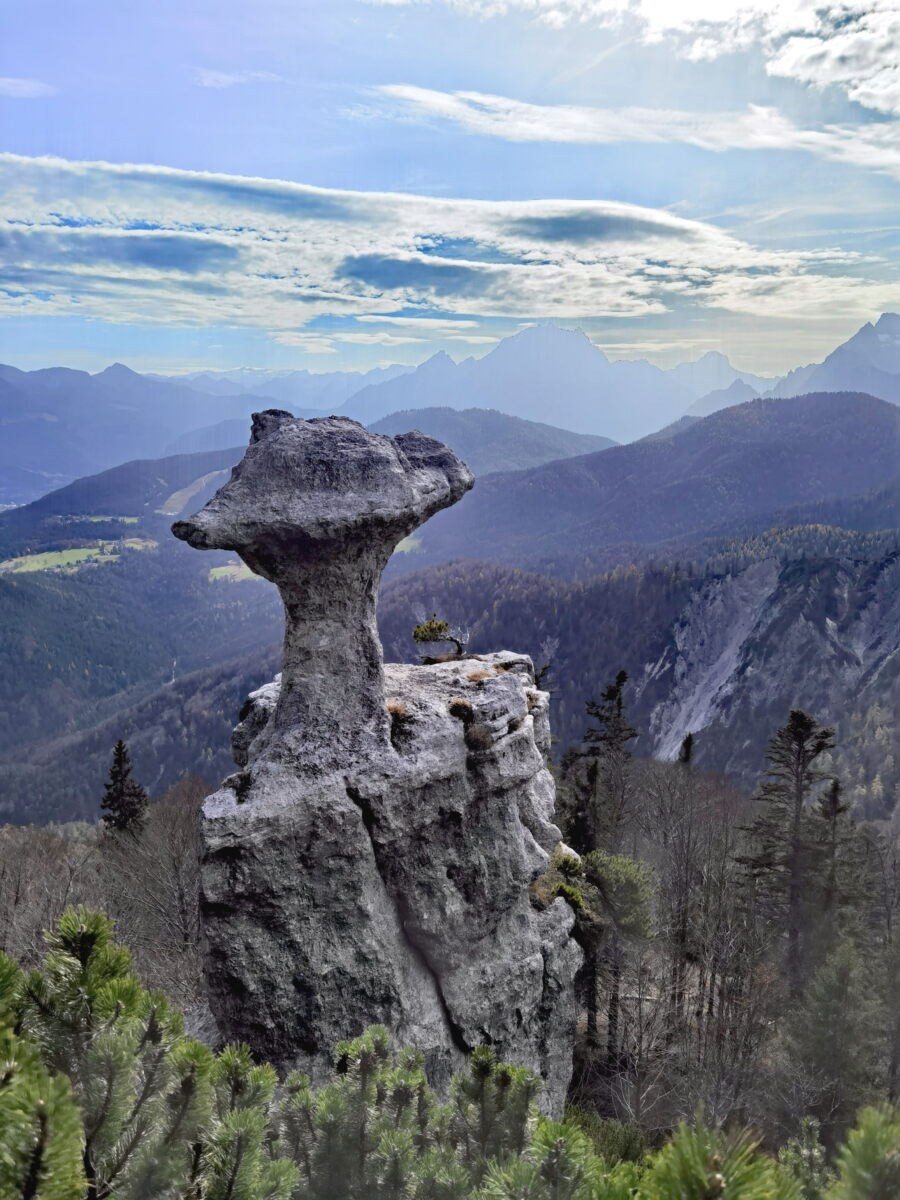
top-left (158, 363), bottom-right (412, 408)
top-left (5, 313), bottom-right (900, 507)
top-left (686, 377), bottom-right (759, 418)
top-left (0, 363), bottom-right (263, 505)
top-left (164, 404), bottom-right (615, 466)
top-left (769, 312), bottom-right (900, 402)
top-left (362, 408), bottom-right (614, 473)
top-left (338, 325), bottom-right (754, 439)
top-left (395, 392), bottom-right (900, 570)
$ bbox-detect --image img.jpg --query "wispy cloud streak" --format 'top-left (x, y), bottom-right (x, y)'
top-left (0, 153), bottom-right (896, 351)
top-left (376, 85), bottom-right (900, 182)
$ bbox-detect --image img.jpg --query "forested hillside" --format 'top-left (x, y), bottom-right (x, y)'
top-left (369, 407), bottom-right (615, 474)
top-left (379, 541), bottom-right (900, 805)
top-left (401, 393), bottom-right (900, 570)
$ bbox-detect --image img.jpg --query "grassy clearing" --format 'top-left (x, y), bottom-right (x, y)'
top-left (395, 534), bottom-right (423, 555)
top-left (85, 515), bottom-right (139, 524)
top-left (156, 469), bottom-right (230, 517)
top-left (0, 538), bottom-right (157, 574)
top-left (209, 561), bottom-right (257, 583)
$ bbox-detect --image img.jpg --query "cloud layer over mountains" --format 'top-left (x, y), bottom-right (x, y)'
top-left (3, 152), bottom-right (896, 359)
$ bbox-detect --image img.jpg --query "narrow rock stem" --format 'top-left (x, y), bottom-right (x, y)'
top-left (272, 551), bottom-right (392, 764)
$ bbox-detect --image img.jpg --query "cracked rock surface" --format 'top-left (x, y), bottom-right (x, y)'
top-left (173, 413), bottom-right (580, 1113)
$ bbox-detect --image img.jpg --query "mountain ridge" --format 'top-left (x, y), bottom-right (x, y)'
top-left (396, 392), bottom-right (900, 569)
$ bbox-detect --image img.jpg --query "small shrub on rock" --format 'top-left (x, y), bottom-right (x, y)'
top-left (465, 724), bottom-right (494, 753)
top-left (449, 697), bottom-right (475, 725)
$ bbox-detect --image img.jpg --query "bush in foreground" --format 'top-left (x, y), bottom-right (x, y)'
top-left (2, 908), bottom-right (898, 1199)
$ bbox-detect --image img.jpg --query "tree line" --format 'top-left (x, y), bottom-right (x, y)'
top-left (550, 673), bottom-right (900, 1159)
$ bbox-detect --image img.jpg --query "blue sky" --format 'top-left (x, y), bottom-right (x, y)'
top-left (2, 0), bottom-right (900, 374)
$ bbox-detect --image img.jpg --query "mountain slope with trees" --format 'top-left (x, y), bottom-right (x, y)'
top-left (369, 407), bottom-right (615, 474)
top-left (402, 393), bottom-right (900, 569)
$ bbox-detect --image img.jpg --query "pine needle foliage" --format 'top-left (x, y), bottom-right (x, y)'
top-left (413, 615), bottom-right (467, 657)
top-left (825, 1107), bottom-right (900, 1200)
top-left (99, 742), bottom-right (148, 835)
top-left (778, 1119), bottom-right (834, 1200)
top-left (2, 909), bottom-right (900, 1200)
top-left (641, 1119), bottom-right (802, 1200)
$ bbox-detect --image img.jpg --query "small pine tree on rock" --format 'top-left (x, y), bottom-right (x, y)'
top-left (412, 613), bottom-right (468, 658)
top-left (100, 740), bottom-right (149, 834)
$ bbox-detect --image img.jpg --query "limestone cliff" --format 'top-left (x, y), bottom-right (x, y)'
top-left (172, 411), bottom-right (580, 1113)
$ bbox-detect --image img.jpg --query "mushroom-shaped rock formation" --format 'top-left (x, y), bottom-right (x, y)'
top-left (172, 412), bottom-right (580, 1114)
top-left (173, 410), bottom-right (473, 773)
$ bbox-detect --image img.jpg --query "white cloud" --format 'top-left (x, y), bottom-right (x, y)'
top-left (355, 314), bottom-right (480, 327)
top-left (377, 84), bottom-right (900, 182)
top-left (0, 77), bottom-right (55, 98)
top-left (367, 0), bottom-right (900, 116)
top-left (194, 69), bottom-right (284, 89)
top-left (767, 11), bottom-right (900, 115)
top-left (0, 151), bottom-right (895, 346)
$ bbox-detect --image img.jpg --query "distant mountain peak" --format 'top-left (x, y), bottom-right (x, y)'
top-left (417, 349), bottom-right (457, 372)
top-left (686, 376), bottom-right (758, 418)
top-left (491, 322), bottom-right (609, 365)
top-left (874, 312), bottom-right (900, 334)
top-left (97, 362), bottom-right (140, 379)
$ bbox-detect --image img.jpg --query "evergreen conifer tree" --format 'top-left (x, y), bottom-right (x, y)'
top-left (99, 741), bottom-right (149, 834)
top-left (742, 710), bottom-right (836, 995)
top-left (778, 1118), bottom-right (834, 1200)
top-left (561, 671), bottom-right (638, 856)
top-left (785, 939), bottom-right (883, 1151)
top-left (807, 781), bottom-right (866, 961)
top-left (0, 956), bottom-right (85, 1200)
top-left (6, 906), bottom-right (900, 1200)
top-left (825, 1107), bottom-right (900, 1200)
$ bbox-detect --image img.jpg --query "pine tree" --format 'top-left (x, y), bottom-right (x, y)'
top-left (7, 907), bottom-right (900, 1200)
top-left (785, 939), bottom-right (883, 1151)
top-left (0, 955), bottom-right (85, 1200)
top-left (99, 741), bottom-right (148, 834)
top-left (560, 671), bottom-right (638, 856)
top-left (808, 781), bottom-right (865, 961)
top-left (742, 710), bottom-right (836, 995)
top-left (558, 674), bottom-right (641, 1074)
top-left (825, 1107), bottom-right (900, 1200)
top-left (412, 614), bottom-right (467, 658)
top-left (779, 1118), bottom-right (834, 1200)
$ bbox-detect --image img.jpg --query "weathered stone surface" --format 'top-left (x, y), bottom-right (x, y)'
top-left (173, 413), bottom-right (580, 1113)
top-left (173, 411), bottom-right (473, 774)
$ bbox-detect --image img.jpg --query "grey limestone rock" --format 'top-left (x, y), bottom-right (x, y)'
top-left (173, 412), bottom-right (580, 1113)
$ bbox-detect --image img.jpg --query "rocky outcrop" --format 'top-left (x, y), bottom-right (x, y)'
top-left (636, 552), bottom-right (900, 783)
top-left (173, 412), bottom-right (580, 1113)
